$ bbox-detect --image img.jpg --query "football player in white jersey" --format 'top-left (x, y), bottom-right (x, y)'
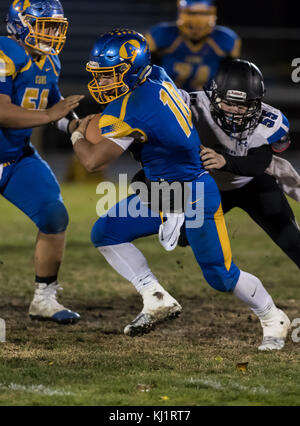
top-left (177, 59), bottom-right (300, 269)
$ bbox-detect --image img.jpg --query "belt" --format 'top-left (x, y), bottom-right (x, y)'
top-left (1, 146), bottom-right (34, 169)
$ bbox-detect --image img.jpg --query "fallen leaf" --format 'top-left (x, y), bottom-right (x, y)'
top-left (136, 384), bottom-right (154, 393)
top-left (236, 362), bottom-right (248, 373)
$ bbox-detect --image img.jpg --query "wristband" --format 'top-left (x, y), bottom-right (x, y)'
top-left (71, 131), bottom-right (84, 146)
top-left (55, 117), bottom-right (70, 134)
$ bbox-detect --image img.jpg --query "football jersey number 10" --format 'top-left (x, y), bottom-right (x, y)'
top-left (21, 88), bottom-right (49, 110)
top-left (159, 82), bottom-right (193, 137)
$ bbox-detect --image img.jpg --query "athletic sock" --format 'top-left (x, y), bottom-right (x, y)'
top-left (35, 275), bottom-right (58, 286)
top-left (233, 270), bottom-right (275, 317)
top-left (97, 243), bottom-right (159, 294)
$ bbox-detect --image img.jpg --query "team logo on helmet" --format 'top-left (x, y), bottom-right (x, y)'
top-left (119, 40), bottom-right (141, 62)
top-left (13, 0), bottom-right (31, 12)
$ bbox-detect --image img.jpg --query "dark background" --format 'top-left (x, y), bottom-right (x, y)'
top-left (1, 0), bottom-right (299, 178)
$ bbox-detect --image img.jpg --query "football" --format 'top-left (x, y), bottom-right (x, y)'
top-left (85, 113), bottom-right (102, 144)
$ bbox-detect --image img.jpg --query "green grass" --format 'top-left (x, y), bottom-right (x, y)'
top-left (0, 183), bottom-right (299, 406)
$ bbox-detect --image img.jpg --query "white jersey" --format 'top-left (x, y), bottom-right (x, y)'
top-left (183, 91), bottom-right (290, 191)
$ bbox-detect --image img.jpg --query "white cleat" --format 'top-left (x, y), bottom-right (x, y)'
top-left (124, 283), bottom-right (182, 337)
top-left (29, 282), bottom-right (80, 325)
top-left (258, 307), bottom-right (290, 351)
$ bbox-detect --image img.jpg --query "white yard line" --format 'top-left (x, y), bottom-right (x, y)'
top-left (0, 383), bottom-right (75, 397)
top-left (187, 378), bottom-right (271, 395)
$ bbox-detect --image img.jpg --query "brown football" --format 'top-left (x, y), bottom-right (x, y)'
top-left (85, 113), bottom-right (102, 144)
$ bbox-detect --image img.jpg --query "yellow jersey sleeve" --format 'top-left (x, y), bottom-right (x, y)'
top-left (99, 114), bottom-right (147, 142)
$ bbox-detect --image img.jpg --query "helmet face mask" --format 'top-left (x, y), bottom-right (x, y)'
top-left (210, 91), bottom-right (262, 136)
top-left (86, 29), bottom-right (152, 104)
top-left (86, 62), bottom-right (130, 104)
top-left (6, 0), bottom-right (68, 55)
top-left (21, 14), bottom-right (68, 55)
top-left (177, 1), bottom-right (216, 41)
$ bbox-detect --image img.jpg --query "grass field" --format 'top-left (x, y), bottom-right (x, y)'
top-left (0, 183), bottom-right (299, 406)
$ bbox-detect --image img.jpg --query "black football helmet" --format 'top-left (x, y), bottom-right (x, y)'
top-left (206, 59), bottom-right (265, 138)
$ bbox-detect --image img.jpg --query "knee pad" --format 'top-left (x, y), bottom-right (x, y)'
top-left (202, 263), bottom-right (240, 293)
top-left (91, 216), bottom-right (110, 247)
top-left (91, 214), bottom-right (142, 247)
top-left (36, 200), bottom-right (69, 234)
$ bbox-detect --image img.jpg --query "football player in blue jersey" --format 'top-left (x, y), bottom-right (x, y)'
top-left (145, 0), bottom-right (241, 92)
top-left (70, 29), bottom-right (290, 350)
top-left (0, 0), bottom-right (83, 324)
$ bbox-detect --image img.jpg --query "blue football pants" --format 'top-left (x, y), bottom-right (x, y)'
top-left (91, 173), bottom-right (240, 292)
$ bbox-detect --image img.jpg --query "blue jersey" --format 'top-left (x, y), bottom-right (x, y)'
top-left (0, 36), bottom-right (62, 163)
top-left (146, 24), bottom-right (241, 92)
top-left (99, 66), bottom-right (204, 182)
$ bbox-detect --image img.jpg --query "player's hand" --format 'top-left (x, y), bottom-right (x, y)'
top-left (68, 118), bottom-right (81, 134)
top-left (75, 114), bottom-right (95, 137)
top-left (200, 145), bottom-right (226, 170)
top-left (47, 95), bottom-right (85, 122)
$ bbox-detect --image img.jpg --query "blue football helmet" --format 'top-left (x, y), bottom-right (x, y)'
top-left (86, 29), bottom-right (152, 104)
top-left (177, 0), bottom-right (217, 41)
top-left (6, 0), bottom-right (68, 55)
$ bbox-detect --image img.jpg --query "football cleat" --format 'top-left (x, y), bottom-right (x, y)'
top-left (124, 283), bottom-right (182, 337)
top-left (258, 307), bottom-right (290, 351)
top-left (29, 282), bottom-right (80, 325)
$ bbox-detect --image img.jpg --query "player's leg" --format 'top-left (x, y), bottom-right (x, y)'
top-left (91, 194), bottom-right (182, 336)
top-left (2, 152), bottom-right (80, 324)
top-left (235, 174), bottom-right (300, 269)
top-left (178, 185), bottom-right (237, 247)
top-left (185, 174), bottom-right (290, 350)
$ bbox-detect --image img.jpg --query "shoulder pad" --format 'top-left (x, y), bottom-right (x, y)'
top-left (99, 95), bottom-right (132, 138)
top-left (99, 93), bottom-right (147, 142)
top-left (0, 36), bottom-right (29, 77)
top-left (258, 103), bottom-right (289, 144)
top-left (150, 65), bottom-right (173, 84)
top-left (146, 22), bottom-right (179, 51)
top-left (210, 26), bottom-right (240, 54)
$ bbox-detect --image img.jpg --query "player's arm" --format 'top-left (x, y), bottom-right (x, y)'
top-left (263, 110), bottom-right (291, 153)
top-left (0, 93), bottom-right (84, 129)
top-left (71, 115), bottom-right (125, 172)
top-left (217, 27), bottom-right (242, 59)
top-left (55, 109), bottom-right (81, 134)
top-left (229, 37), bottom-right (242, 59)
top-left (48, 83), bottom-right (81, 134)
top-left (201, 144), bottom-right (273, 177)
top-left (271, 133), bottom-right (291, 153)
